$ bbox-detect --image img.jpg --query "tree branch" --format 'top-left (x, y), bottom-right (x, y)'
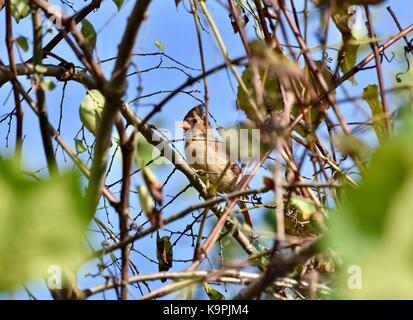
top-left (86, 0), bottom-right (152, 215)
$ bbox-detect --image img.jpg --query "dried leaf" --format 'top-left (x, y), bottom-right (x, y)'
top-left (142, 166), bottom-right (163, 205)
top-left (262, 176), bottom-right (274, 190)
top-left (156, 232), bottom-right (173, 282)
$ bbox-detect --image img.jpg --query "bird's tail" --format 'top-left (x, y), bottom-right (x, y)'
top-left (237, 201), bottom-right (253, 242)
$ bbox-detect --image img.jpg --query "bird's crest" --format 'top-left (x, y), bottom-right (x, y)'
top-left (183, 105), bottom-right (205, 121)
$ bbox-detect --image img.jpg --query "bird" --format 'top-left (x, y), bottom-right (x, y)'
top-left (179, 106), bottom-right (253, 236)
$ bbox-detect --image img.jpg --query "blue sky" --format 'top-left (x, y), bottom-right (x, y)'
top-left (0, 0), bottom-right (412, 299)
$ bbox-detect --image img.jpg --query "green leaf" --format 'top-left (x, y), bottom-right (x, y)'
top-left (40, 79), bottom-right (56, 91)
top-left (339, 38), bottom-right (359, 86)
top-left (203, 283), bottom-right (225, 300)
top-left (326, 113), bottom-right (413, 298)
top-left (79, 89), bottom-right (105, 135)
top-left (154, 40), bottom-right (164, 52)
top-left (81, 19), bottom-right (97, 52)
top-left (15, 36), bottom-right (29, 52)
top-left (34, 64), bottom-right (48, 74)
top-left (112, 0), bottom-right (124, 10)
top-left (0, 158), bottom-right (89, 290)
top-left (75, 139), bottom-right (87, 154)
top-left (156, 232), bottom-right (173, 277)
top-left (10, 0), bottom-right (30, 23)
top-left (363, 84), bottom-right (388, 144)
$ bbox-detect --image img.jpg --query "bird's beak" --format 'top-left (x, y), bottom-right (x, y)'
top-left (179, 121), bottom-right (191, 131)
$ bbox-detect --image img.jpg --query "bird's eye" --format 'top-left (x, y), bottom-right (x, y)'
top-left (193, 119), bottom-right (198, 124)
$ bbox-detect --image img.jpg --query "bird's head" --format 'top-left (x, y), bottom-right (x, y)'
top-left (179, 105), bottom-right (211, 132)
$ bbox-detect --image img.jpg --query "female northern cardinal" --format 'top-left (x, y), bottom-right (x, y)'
top-left (180, 106), bottom-right (253, 235)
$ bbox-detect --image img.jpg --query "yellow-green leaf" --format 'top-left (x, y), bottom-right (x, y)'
top-left (79, 89), bottom-right (105, 136)
top-left (339, 38), bottom-right (359, 86)
top-left (154, 40), bottom-right (164, 53)
top-left (203, 283), bottom-right (225, 300)
top-left (363, 84), bottom-right (388, 143)
top-left (138, 184), bottom-right (154, 218)
top-left (75, 139), bottom-right (87, 154)
top-left (332, 6), bottom-right (360, 85)
top-left (141, 166), bottom-right (163, 205)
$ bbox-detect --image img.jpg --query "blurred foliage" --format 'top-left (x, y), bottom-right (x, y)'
top-left (326, 112), bottom-right (413, 298)
top-left (0, 159), bottom-right (89, 290)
